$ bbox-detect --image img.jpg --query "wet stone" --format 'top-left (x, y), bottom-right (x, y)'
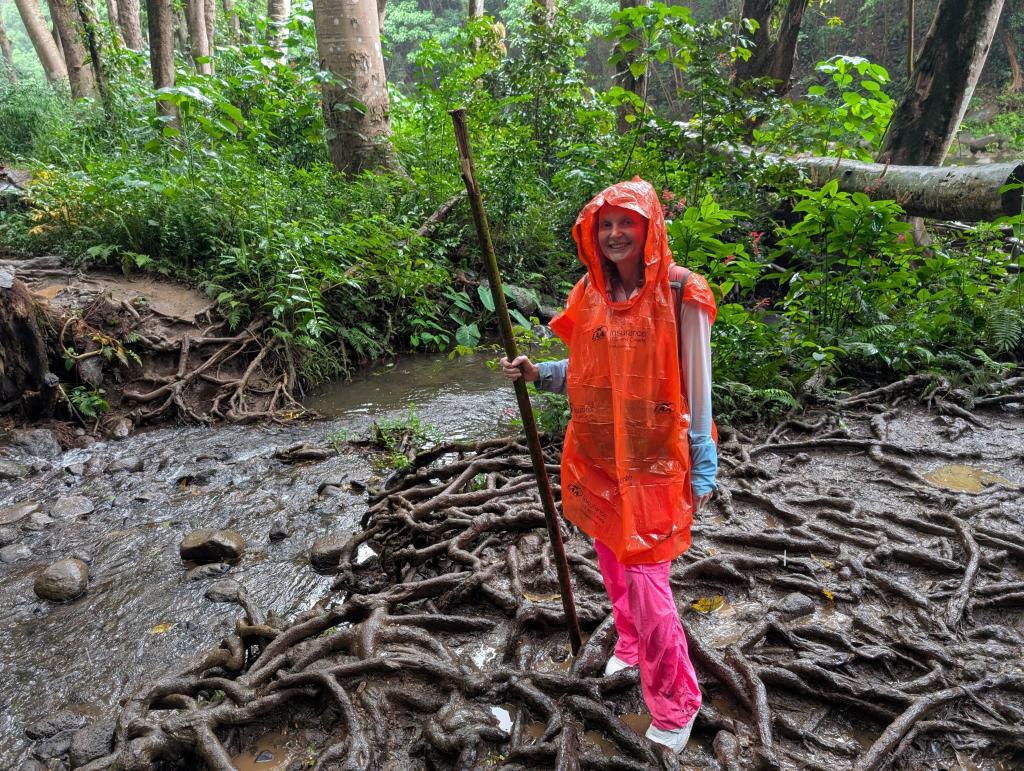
top-left (64, 463), bottom-right (85, 476)
top-left (34, 559), bottom-right (89, 602)
top-left (775, 592), bottom-right (816, 618)
top-left (69, 720), bottom-right (114, 767)
top-left (0, 525), bottom-right (20, 546)
top-left (205, 578), bottom-right (242, 603)
top-left (10, 428), bottom-right (62, 459)
top-left (106, 456), bottom-right (144, 473)
top-left (0, 501), bottom-right (40, 526)
top-left (309, 534), bottom-right (347, 573)
top-left (50, 495), bottom-right (95, 521)
top-left (180, 529), bottom-right (245, 563)
top-left (25, 709), bottom-right (87, 739)
top-left (269, 518), bottom-right (290, 541)
top-left (18, 760), bottom-right (48, 771)
top-left (186, 562), bottom-right (231, 581)
top-left (22, 511), bottom-right (54, 531)
top-left (32, 728), bottom-right (74, 760)
top-left (106, 417), bottom-right (133, 439)
top-left (0, 544), bottom-right (31, 563)
top-left (0, 459), bottom-right (31, 480)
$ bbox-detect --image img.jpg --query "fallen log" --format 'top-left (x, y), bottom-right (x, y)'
top-left (790, 156), bottom-right (1024, 222)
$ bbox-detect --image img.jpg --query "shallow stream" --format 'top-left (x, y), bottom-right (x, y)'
top-left (0, 352), bottom-right (516, 764)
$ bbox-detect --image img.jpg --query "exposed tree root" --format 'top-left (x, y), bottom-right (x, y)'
top-left (37, 398), bottom-right (1024, 770)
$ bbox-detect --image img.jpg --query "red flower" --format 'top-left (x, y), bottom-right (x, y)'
top-left (750, 230), bottom-right (764, 257)
top-left (897, 233), bottom-right (906, 243)
top-left (661, 188), bottom-right (675, 202)
top-left (723, 254), bottom-right (737, 265)
top-left (753, 298), bottom-right (770, 310)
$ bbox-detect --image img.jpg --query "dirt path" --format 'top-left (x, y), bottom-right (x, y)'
top-left (30, 385), bottom-right (1024, 771)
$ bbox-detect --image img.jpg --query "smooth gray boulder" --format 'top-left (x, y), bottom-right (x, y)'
top-left (0, 459), bottom-right (30, 480)
top-left (33, 559), bottom-right (89, 602)
top-left (69, 720), bottom-right (114, 767)
top-left (0, 544), bottom-right (31, 563)
top-left (205, 579), bottom-right (243, 603)
top-left (49, 496), bottom-right (95, 521)
top-left (10, 429), bottom-right (62, 459)
top-left (179, 529), bottom-right (245, 563)
top-left (106, 457), bottom-right (144, 473)
top-left (309, 534), bottom-right (347, 573)
top-left (0, 501), bottom-right (40, 526)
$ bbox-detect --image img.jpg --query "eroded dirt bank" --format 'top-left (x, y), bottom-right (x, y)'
top-left (16, 387), bottom-right (1023, 770)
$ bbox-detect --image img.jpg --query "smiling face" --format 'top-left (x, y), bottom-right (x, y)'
top-left (597, 204), bottom-right (648, 269)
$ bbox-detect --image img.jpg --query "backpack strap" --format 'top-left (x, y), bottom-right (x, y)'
top-left (668, 265), bottom-right (690, 363)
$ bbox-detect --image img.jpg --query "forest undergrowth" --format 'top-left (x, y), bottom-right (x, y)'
top-left (0, 2), bottom-right (1022, 426)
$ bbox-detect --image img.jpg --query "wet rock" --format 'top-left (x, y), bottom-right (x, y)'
top-left (269, 518), bottom-right (290, 541)
top-left (309, 534), bottom-right (347, 573)
top-left (0, 525), bottom-right (20, 546)
top-left (0, 501), bottom-right (40, 526)
top-left (10, 428), bottom-right (62, 459)
top-left (793, 453), bottom-right (812, 464)
top-left (0, 459), bottom-right (31, 480)
top-left (18, 759), bottom-right (48, 771)
top-left (64, 463), bottom-right (86, 476)
top-left (348, 479), bottom-right (367, 493)
top-left (77, 356), bottom-right (104, 388)
top-left (50, 495), bottom-right (95, 521)
top-left (106, 417), bottom-right (133, 439)
top-left (21, 511), bottom-right (54, 531)
top-left (318, 484), bottom-right (345, 498)
top-left (0, 543), bottom-right (31, 562)
top-left (775, 592), bottom-right (816, 618)
top-left (205, 578), bottom-right (242, 603)
top-left (179, 529), bottom-right (245, 563)
top-left (34, 559), bottom-right (89, 602)
top-left (71, 549), bottom-right (93, 565)
top-left (32, 728), bottom-right (74, 760)
top-left (106, 456), bottom-right (144, 473)
top-left (25, 709), bottom-right (87, 739)
top-left (69, 720), bottom-right (114, 767)
top-left (186, 562), bottom-right (231, 581)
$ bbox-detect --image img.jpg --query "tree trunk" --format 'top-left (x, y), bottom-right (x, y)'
top-left (204, 0), bottom-right (216, 63)
top-left (118, 0), bottom-right (144, 49)
top-left (222, 0), bottom-right (239, 40)
top-left (879, 0), bottom-right (1005, 166)
top-left (468, 0), bottom-right (483, 21)
top-left (146, 0), bottom-right (176, 119)
top-left (14, 0), bottom-right (69, 83)
top-left (733, 0), bottom-right (809, 94)
top-left (0, 276), bottom-right (61, 420)
top-left (105, 0), bottom-right (119, 32)
top-left (766, 0), bottom-right (808, 90)
top-left (907, 0), bottom-right (915, 78)
top-left (47, 0), bottom-right (99, 98)
top-left (1004, 24), bottom-right (1023, 93)
top-left (267, 0), bottom-right (289, 50)
top-left (614, 0), bottom-right (649, 133)
top-left (173, 5), bottom-right (188, 54)
top-left (0, 12), bottom-right (16, 81)
top-left (185, 0), bottom-right (212, 73)
top-left (312, 0), bottom-right (396, 174)
top-left (76, 0), bottom-right (107, 98)
top-left (732, 0), bottom-right (774, 83)
top-left (377, 0), bottom-right (386, 28)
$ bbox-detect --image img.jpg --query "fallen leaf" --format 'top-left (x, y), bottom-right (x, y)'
top-left (523, 591), bottom-right (561, 602)
top-left (150, 623), bottom-right (175, 635)
top-left (822, 588), bottom-right (834, 602)
top-left (691, 595), bottom-right (725, 613)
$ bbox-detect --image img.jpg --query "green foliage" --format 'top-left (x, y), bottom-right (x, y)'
top-left (369, 404), bottom-right (440, 470)
top-left (64, 386), bottom-right (110, 419)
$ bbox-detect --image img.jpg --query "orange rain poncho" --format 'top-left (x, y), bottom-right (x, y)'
top-left (550, 179), bottom-right (717, 565)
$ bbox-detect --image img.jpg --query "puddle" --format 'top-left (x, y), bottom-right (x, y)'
top-left (923, 464), bottom-right (1010, 493)
top-left (584, 713), bottom-right (654, 758)
top-left (231, 730), bottom-right (299, 770)
top-left (489, 704), bottom-right (514, 732)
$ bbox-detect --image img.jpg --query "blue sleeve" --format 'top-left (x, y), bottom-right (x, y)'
top-left (535, 359), bottom-right (568, 395)
top-left (689, 435), bottom-right (718, 496)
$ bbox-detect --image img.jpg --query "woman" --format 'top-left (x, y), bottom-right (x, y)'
top-left (500, 178), bottom-right (717, 753)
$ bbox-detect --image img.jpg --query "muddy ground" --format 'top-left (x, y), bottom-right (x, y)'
top-left (17, 383), bottom-right (1023, 771)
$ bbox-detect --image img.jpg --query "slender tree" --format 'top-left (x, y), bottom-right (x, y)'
top-left (614, 0), bottom-right (648, 133)
top-left (14, 0), bottom-right (68, 82)
top-left (468, 0), bottom-right (483, 20)
top-left (267, 0), bottom-right (288, 49)
top-left (75, 0), bottom-right (106, 97)
top-left (732, 0), bottom-right (810, 94)
top-left (0, 8), bottom-right (16, 80)
top-left (118, 0), bottom-right (143, 49)
top-left (185, 0), bottom-right (211, 73)
top-left (105, 0), bottom-right (118, 32)
top-left (879, 0), bottom-right (1005, 165)
top-left (203, 0), bottom-right (215, 61)
top-left (222, 0), bottom-right (238, 40)
top-left (145, 0), bottom-right (175, 118)
top-left (1003, 21), bottom-right (1022, 93)
top-left (312, 0), bottom-right (396, 174)
top-left (47, 0), bottom-right (99, 98)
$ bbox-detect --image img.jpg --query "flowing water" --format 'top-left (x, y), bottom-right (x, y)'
top-left (0, 352), bottom-right (516, 764)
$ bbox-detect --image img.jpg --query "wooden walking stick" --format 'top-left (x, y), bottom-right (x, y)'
top-left (450, 107), bottom-right (583, 655)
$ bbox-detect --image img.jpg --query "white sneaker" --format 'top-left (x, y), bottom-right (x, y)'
top-left (645, 713), bottom-right (697, 753)
top-left (603, 654), bottom-right (635, 676)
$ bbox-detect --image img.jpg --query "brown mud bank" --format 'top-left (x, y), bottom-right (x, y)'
top-left (26, 379), bottom-right (1024, 771)
top-left (0, 254), bottom-right (303, 436)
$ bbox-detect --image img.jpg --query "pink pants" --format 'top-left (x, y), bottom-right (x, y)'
top-left (594, 540), bottom-right (702, 730)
